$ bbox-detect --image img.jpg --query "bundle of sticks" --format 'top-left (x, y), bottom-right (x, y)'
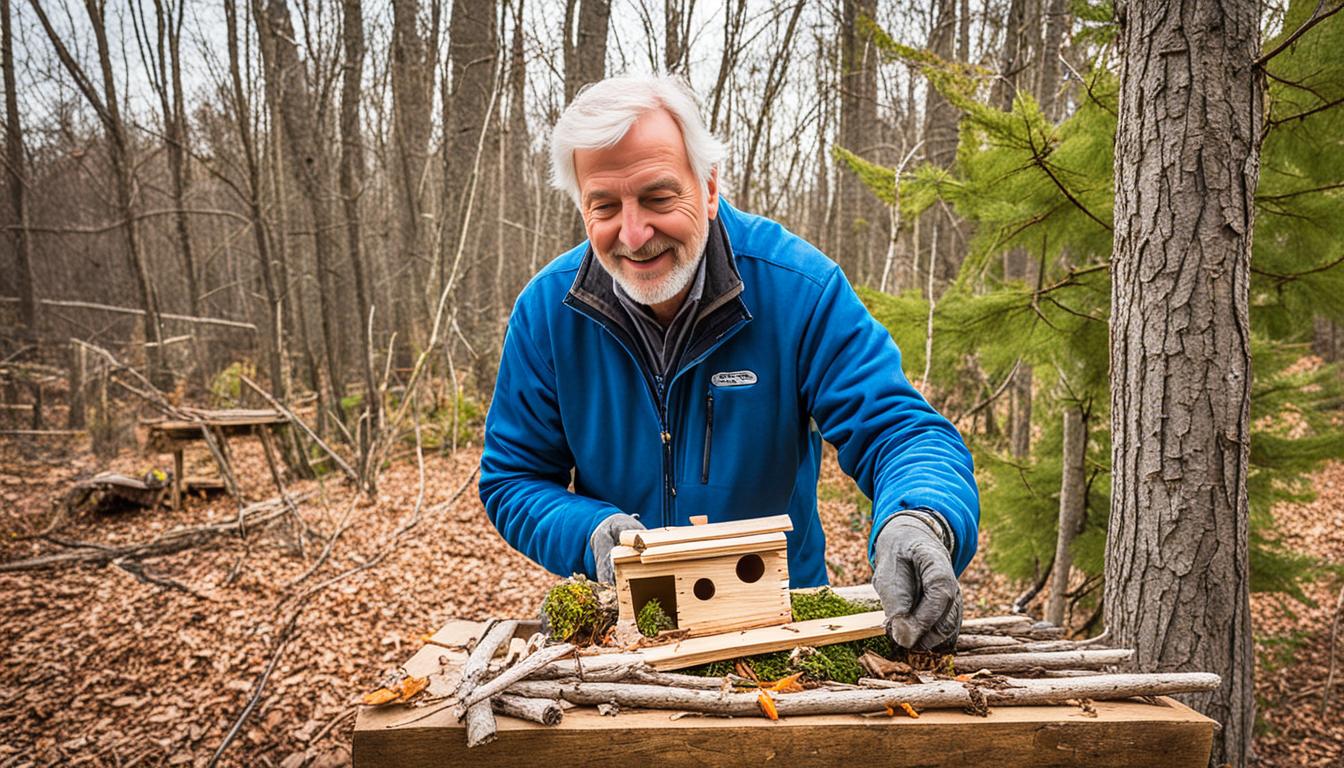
top-left (422, 614), bottom-right (1221, 748)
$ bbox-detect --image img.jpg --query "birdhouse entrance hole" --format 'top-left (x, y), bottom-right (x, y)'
top-left (736, 554), bottom-right (765, 583)
top-left (629, 575), bottom-right (678, 628)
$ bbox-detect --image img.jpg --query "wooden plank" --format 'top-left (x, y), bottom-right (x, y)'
top-left (623, 514), bottom-right (793, 551)
top-left (637, 531), bottom-right (787, 564)
top-left (354, 619), bottom-right (1216, 768)
top-left (637, 610), bottom-right (888, 670)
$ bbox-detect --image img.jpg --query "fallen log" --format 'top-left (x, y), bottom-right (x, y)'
top-left (507, 672), bottom-right (1221, 717)
top-left (0, 492), bottom-right (311, 572)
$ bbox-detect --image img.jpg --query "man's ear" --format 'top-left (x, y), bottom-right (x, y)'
top-left (706, 167), bottom-right (720, 220)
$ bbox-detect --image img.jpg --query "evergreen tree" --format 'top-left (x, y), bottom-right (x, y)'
top-left (841, 3), bottom-right (1344, 617)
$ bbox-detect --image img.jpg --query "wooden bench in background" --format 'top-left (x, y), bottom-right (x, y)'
top-left (145, 408), bottom-right (287, 511)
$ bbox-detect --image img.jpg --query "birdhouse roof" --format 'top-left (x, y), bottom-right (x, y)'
top-left (612, 515), bottom-right (792, 566)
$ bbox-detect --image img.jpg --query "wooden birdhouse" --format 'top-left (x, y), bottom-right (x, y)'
top-left (611, 514), bottom-right (793, 638)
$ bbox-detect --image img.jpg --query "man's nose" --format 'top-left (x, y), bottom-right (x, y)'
top-left (618, 205), bottom-right (654, 252)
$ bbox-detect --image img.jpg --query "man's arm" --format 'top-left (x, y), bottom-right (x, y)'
top-left (798, 266), bottom-right (978, 650)
top-left (479, 312), bottom-right (627, 579)
top-left (798, 266), bottom-right (979, 570)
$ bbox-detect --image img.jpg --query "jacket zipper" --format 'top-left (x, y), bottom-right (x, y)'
top-left (656, 375), bottom-right (674, 519)
top-left (565, 294), bottom-right (750, 527)
top-left (701, 391), bottom-right (714, 484)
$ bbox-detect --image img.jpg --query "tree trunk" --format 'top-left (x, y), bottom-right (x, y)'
top-left (836, 0), bottom-right (880, 282)
top-left (1106, 0), bottom-right (1260, 763)
top-left (339, 0), bottom-right (380, 480)
top-left (390, 0), bottom-right (440, 363)
top-left (223, 0), bottom-right (287, 404)
top-left (442, 0), bottom-right (500, 394)
top-left (562, 0), bottom-right (610, 104)
top-left (255, 0), bottom-right (348, 411)
top-left (1, 0), bottom-right (35, 346)
top-left (1045, 403), bottom-right (1086, 627)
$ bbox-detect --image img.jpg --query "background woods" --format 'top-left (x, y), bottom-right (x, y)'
top-left (1, 0), bottom-right (1342, 766)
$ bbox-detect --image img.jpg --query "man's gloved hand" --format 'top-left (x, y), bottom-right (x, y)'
top-left (872, 510), bottom-right (962, 653)
top-left (591, 513), bottom-right (645, 583)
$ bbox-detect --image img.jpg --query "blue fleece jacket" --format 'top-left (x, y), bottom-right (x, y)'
top-left (479, 201), bottom-right (979, 587)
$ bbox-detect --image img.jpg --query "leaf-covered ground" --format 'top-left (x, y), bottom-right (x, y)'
top-left (0, 434), bottom-right (1338, 766)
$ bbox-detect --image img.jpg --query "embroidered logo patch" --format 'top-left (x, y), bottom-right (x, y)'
top-left (711, 370), bottom-right (758, 387)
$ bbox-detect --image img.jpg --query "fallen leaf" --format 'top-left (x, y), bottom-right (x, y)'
top-left (397, 675), bottom-right (429, 702)
top-left (898, 702), bottom-right (919, 718)
top-left (361, 688), bottom-right (398, 706)
top-left (757, 691), bottom-right (778, 721)
top-left (764, 672), bottom-right (805, 693)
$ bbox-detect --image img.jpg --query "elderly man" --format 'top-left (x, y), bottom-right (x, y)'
top-left (479, 75), bottom-right (978, 652)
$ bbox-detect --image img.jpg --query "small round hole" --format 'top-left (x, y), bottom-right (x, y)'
top-left (693, 578), bottom-right (716, 600)
top-left (736, 554), bottom-right (765, 584)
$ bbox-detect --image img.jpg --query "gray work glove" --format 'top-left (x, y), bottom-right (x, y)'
top-left (591, 513), bottom-right (645, 584)
top-left (872, 510), bottom-right (963, 653)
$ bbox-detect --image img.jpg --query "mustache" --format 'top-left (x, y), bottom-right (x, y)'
top-left (608, 237), bottom-right (680, 260)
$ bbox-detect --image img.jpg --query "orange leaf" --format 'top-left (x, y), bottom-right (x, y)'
top-left (397, 675), bottom-right (429, 702)
top-left (766, 672), bottom-right (805, 693)
top-left (899, 702), bottom-right (919, 719)
top-left (362, 688), bottom-right (399, 706)
top-left (757, 691), bottom-right (779, 721)
top-left (884, 705), bottom-right (896, 716)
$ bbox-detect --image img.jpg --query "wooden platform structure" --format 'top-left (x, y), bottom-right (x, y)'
top-left (144, 408), bottom-right (287, 510)
top-left (353, 619), bottom-right (1217, 768)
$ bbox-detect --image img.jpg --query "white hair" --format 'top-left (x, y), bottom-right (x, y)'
top-left (550, 75), bottom-right (727, 207)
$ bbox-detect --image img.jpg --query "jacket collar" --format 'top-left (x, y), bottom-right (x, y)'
top-left (566, 214), bottom-right (746, 337)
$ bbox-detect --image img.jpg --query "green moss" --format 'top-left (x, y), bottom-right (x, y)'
top-left (636, 598), bottom-right (675, 637)
top-left (682, 588), bottom-right (892, 684)
top-left (789, 587), bottom-right (879, 621)
top-left (541, 577), bottom-right (614, 643)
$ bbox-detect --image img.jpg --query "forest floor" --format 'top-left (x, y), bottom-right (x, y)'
top-left (0, 430), bottom-right (1339, 767)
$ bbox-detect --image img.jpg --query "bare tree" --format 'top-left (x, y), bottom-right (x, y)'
top-left (339, 0), bottom-right (381, 478)
top-left (254, 0), bottom-right (348, 412)
top-left (2, 0), bottom-right (35, 345)
top-left (1106, 0), bottom-right (1260, 762)
top-left (738, 0), bottom-right (805, 212)
top-left (389, 0), bottom-right (441, 355)
top-left (562, 0), bottom-right (610, 104)
top-left (30, 0), bottom-right (168, 384)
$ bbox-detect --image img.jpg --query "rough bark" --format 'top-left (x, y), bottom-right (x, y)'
top-left (1046, 404), bottom-right (1087, 626)
top-left (1106, 0), bottom-right (1260, 763)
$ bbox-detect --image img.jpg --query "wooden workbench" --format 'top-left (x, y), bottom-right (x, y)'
top-left (144, 408), bottom-right (287, 510)
top-left (353, 619), bottom-right (1216, 768)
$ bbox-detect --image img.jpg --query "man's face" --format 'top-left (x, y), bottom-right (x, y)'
top-left (573, 109), bottom-right (719, 312)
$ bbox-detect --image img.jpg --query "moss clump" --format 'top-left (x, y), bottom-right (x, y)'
top-left (636, 598), bottom-right (676, 637)
top-left (541, 576), bottom-right (615, 644)
top-left (789, 588), bottom-right (879, 621)
top-left (682, 588), bottom-right (893, 684)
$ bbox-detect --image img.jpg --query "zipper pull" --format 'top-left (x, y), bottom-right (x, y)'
top-left (662, 430), bottom-right (671, 444)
